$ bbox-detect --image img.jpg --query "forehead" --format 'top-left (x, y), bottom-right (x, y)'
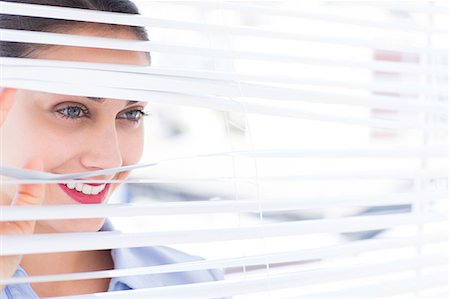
top-left (34, 27), bottom-right (150, 66)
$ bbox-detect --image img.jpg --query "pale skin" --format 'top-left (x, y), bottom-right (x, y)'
top-left (0, 27), bottom-right (149, 296)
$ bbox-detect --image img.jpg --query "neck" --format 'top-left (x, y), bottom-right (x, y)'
top-left (21, 250), bottom-right (113, 274)
top-left (21, 221), bottom-right (114, 274)
top-left (19, 222), bottom-right (114, 297)
top-left (20, 250), bottom-right (114, 297)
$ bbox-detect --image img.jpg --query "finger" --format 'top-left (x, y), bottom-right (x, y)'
top-left (0, 88), bottom-right (16, 126)
top-left (12, 157), bottom-right (45, 207)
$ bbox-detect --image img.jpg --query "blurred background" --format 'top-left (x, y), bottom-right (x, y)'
top-left (107, 1), bottom-right (448, 298)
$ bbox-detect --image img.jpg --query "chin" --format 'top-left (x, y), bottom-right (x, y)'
top-left (42, 218), bottom-right (107, 233)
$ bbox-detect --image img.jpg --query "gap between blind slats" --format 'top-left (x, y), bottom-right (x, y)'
top-left (1, 145), bottom-right (446, 179)
top-left (342, 1), bottom-right (448, 15)
top-left (1, 213), bottom-right (446, 255)
top-left (3, 66), bottom-right (447, 113)
top-left (2, 79), bottom-right (447, 131)
top-left (227, 147), bottom-right (448, 158)
top-left (43, 255), bottom-right (447, 299)
top-left (289, 272), bottom-right (447, 299)
top-left (417, 288), bottom-right (449, 299)
top-left (1, 233), bottom-right (446, 285)
top-left (2, 168), bottom-right (448, 186)
top-left (0, 1), bottom-right (446, 55)
top-left (2, 58), bottom-right (448, 97)
top-left (163, 1), bottom-right (448, 34)
top-left (0, 144), bottom-right (447, 177)
top-left (1, 29), bottom-right (447, 76)
top-left (247, 169), bottom-right (447, 181)
top-left (0, 191), bottom-right (445, 221)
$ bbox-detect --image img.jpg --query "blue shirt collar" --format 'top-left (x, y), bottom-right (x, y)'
top-left (12, 219), bottom-right (160, 294)
top-left (11, 218), bottom-right (218, 295)
top-left (100, 219), bottom-right (165, 290)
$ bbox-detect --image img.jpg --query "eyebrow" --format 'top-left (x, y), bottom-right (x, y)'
top-left (86, 97), bottom-right (138, 106)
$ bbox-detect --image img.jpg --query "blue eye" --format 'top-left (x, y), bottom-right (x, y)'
top-left (117, 109), bottom-right (148, 122)
top-left (56, 105), bottom-right (89, 119)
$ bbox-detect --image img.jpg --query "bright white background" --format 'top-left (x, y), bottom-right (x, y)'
top-left (109, 2), bottom-right (448, 298)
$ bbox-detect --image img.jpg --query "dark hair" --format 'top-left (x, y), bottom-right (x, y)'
top-left (0, 0), bottom-right (149, 59)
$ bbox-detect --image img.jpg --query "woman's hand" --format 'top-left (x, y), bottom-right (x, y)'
top-left (1, 89), bottom-right (46, 290)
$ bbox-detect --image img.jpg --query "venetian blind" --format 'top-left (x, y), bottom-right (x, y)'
top-left (0, 1), bottom-right (448, 298)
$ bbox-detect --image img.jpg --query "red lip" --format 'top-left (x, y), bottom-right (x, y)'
top-left (58, 183), bottom-right (110, 204)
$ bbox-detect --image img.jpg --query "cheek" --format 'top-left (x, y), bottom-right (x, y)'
top-left (118, 126), bottom-right (144, 165)
top-left (1, 101), bottom-right (66, 168)
top-left (25, 124), bottom-right (79, 170)
top-left (1, 100), bottom-right (35, 167)
top-left (2, 108), bottom-right (80, 171)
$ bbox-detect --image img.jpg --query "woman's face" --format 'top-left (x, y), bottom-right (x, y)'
top-left (0, 28), bottom-right (149, 233)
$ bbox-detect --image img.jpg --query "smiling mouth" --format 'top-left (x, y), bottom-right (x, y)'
top-left (58, 182), bottom-right (110, 204)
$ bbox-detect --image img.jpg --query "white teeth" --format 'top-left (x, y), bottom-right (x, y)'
top-left (75, 183), bottom-right (83, 192)
top-left (82, 184), bottom-right (92, 195)
top-left (91, 185), bottom-right (104, 195)
top-left (65, 182), bottom-right (106, 195)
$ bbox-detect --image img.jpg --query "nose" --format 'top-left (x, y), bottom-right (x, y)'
top-left (80, 123), bottom-right (123, 171)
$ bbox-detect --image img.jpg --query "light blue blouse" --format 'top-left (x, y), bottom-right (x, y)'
top-left (1, 219), bottom-right (223, 298)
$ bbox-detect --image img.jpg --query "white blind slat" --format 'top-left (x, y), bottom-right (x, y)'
top-left (0, 1), bottom-right (447, 298)
top-left (291, 272), bottom-right (448, 299)
top-left (170, 2), bottom-right (448, 34)
top-left (2, 168), bottom-right (447, 186)
top-left (1, 213), bottom-right (445, 255)
top-left (2, 79), bottom-right (447, 130)
top-left (0, 1), bottom-right (446, 55)
top-left (1, 191), bottom-right (445, 221)
top-left (1, 29), bottom-right (447, 76)
top-left (44, 255), bottom-right (447, 299)
top-left (3, 65), bottom-right (447, 113)
top-left (2, 233), bottom-right (446, 285)
top-left (2, 57), bottom-right (448, 97)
